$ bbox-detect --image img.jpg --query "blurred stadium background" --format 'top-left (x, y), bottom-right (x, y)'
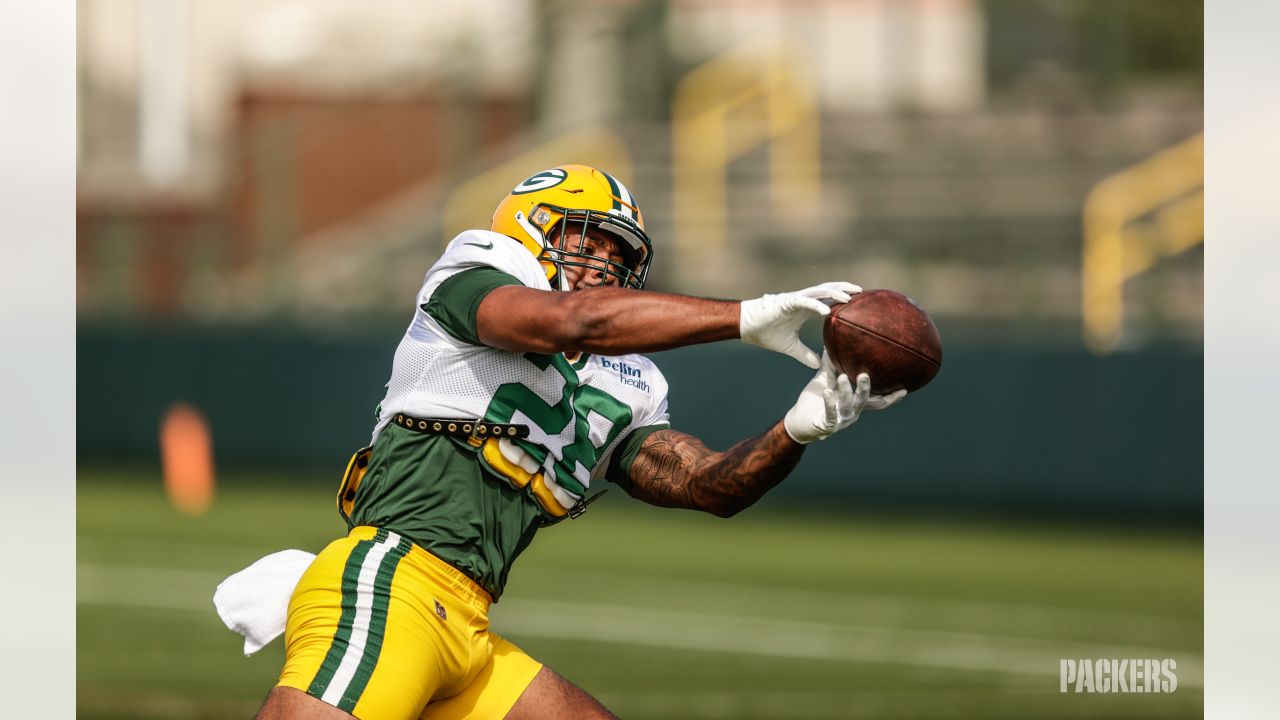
top-left (76, 1), bottom-right (1202, 718)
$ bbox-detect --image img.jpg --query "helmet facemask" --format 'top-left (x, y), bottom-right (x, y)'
top-left (535, 206), bottom-right (652, 291)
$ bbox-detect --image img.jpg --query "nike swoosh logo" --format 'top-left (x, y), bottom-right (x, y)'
top-left (464, 241), bottom-right (494, 250)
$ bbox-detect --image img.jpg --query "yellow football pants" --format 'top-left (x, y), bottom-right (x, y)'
top-left (278, 526), bottom-right (543, 719)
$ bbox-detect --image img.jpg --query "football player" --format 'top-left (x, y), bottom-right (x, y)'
top-left (255, 165), bottom-right (906, 719)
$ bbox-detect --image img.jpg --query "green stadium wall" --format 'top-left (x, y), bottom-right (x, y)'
top-left (78, 325), bottom-right (1202, 519)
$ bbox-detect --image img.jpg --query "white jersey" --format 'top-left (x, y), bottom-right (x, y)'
top-left (373, 229), bottom-right (670, 514)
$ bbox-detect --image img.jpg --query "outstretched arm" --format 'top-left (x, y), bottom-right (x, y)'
top-left (621, 353), bottom-right (909, 517)
top-left (624, 423), bottom-right (804, 518)
top-left (478, 285), bottom-right (739, 356)
top-left (475, 282), bottom-right (860, 367)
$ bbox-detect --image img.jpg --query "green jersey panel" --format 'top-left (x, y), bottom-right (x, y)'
top-left (422, 266), bottom-right (522, 345)
top-left (346, 424), bottom-right (541, 601)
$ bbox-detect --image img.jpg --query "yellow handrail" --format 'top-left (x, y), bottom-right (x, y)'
top-left (440, 128), bottom-right (633, 246)
top-left (1082, 133), bottom-right (1203, 353)
top-left (672, 47), bottom-right (821, 263)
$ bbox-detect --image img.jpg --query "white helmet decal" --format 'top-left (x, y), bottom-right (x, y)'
top-left (511, 169), bottom-right (567, 195)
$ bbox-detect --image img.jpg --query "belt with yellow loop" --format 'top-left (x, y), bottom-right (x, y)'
top-left (390, 413), bottom-right (529, 441)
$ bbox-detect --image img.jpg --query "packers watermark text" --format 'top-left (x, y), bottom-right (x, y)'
top-left (1059, 658), bottom-right (1177, 693)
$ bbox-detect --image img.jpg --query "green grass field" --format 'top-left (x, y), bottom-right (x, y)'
top-left (78, 470), bottom-right (1202, 719)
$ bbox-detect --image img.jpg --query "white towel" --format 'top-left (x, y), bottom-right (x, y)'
top-left (213, 549), bottom-right (316, 656)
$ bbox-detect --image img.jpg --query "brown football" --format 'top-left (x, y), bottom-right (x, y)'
top-left (822, 290), bottom-right (943, 394)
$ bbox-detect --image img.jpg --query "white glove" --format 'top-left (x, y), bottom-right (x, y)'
top-left (740, 282), bottom-right (862, 369)
top-left (783, 352), bottom-right (908, 444)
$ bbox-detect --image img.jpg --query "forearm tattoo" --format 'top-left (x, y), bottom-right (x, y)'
top-left (626, 424), bottom-right (806, 517)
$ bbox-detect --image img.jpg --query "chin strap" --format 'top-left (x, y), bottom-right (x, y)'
top-left (514, 210), bottom-right (568, 290)
top-left (512, 209), bottom-right (544, 248)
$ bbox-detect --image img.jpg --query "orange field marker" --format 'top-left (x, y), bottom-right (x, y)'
top-left (159, 403), bottom-right (215, 515)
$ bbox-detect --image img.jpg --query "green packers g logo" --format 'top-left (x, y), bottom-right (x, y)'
top-left (511, 169), bottom-right (567, 194)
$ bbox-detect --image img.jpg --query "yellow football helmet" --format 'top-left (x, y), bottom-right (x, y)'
top-left (491, 164), bottom-right (653, 290)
